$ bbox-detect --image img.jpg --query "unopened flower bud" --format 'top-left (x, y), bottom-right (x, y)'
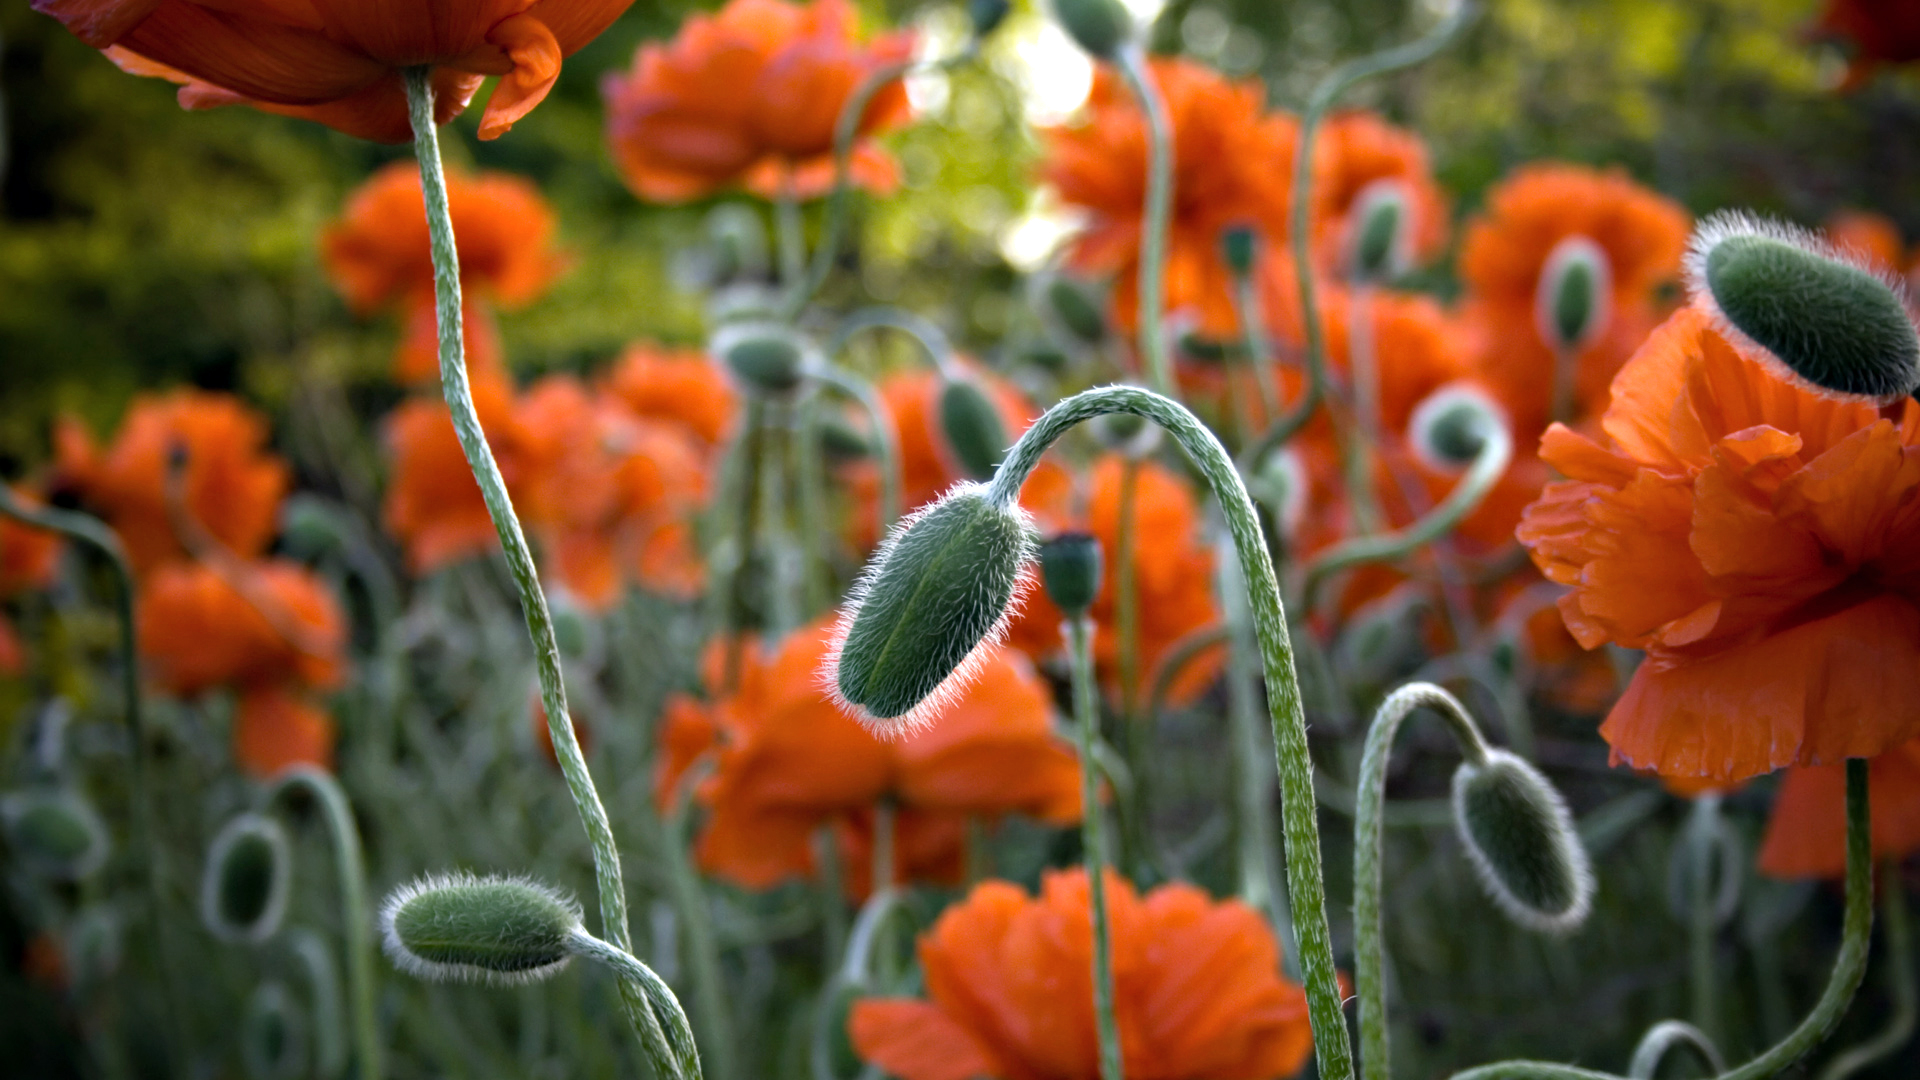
top-left (1535, 235), bottom-right (1612, 354)
top-left (380, 872), bottom-right (582, 986)
top-left (969, 0), bottom-right (1011, 38)
top-left (3, 789), bottom-right (109, 882)
top-left (711, 321), bottom-right (813, 395)
top-left (1221, 224), bottom-right (1259, 279)
top-left (202, 814), bottom-right (292, 945)
top-left (1248, 446), bottom-right (1308, 540)
top-left (241, 981), bottom-right (308, 1080)
top-left (1688, 212), bottom-right (1920, 402)
top-left (1035, 273), bottom-right (1109, 347)
top-left (1409, 383), bottom-right (1505, 472)
top-left (817, 411), bottom-right (872, 461)
top-left (937, 375), bottom-right (1010, 481)
top-left (1451, 750), bottom-right (1594, 933)
top-left (1350, 180), bottom-right (1412, 284)
top-left (1039, 532), bottom-right (1103, 618)
top-left (827, 483), bottom-right (1037, 736)
top-left (1088, 409), bottom-right (1161, 459)
top-left (1052, 0), bottom-right (1133, 59)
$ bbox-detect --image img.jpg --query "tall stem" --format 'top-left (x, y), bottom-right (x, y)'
top-left (1114, 46), bottom-right (1175, 398)
top-left (271, 767), bottom-right (379, 1080)
top-left (663, 792), bottom-right (736, 1080)
top-left (813, 364), bottom-right (901, 531)
top-left (567, 928), bottom-right (703, 1080)
top-left (1685, 795), bottom-right (1725, 1047)
top-left (1818, 867), bottom-right (1914, 1080)
top-left (404, 66), bottom-right (669, 1066)
top-left (1219, 543), bottom-right (1292, 971)
top-left (986, 385), bottom-right (1353, 1080)
top-left (1068, 617), bottom-right (1125, 1080)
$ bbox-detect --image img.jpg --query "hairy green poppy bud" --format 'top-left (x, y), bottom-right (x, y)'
top-left (1034, 273), bottom-right (1108, 348)
top-left (828, 483), bottom-right (1037, 736)
top-left (969, 0), bottom-right (1011, 37)
top-left (3, 789), bottom-right (110, 881)
top-left (1688, 212), bottom-right (1920, 402)
top-left (1052, 0), bottom-right (1132, 59)
top-left (203, 814), bottom-right (292, 945)
top-left (1248, 446), bottom-right (1307, 540)
top-left (242, 981), bottom-right (308, 1080)
top-left (1221, 224), bottom-right (1259, 279)
top-left (712, 321), bottom-right (813, 395)
top-left (1535, 235), bottom-right (1611, 354)
top-left (937, 376), bottom-right (1010, 481)
top-left (1451, 750), bottom-right (1594, 933)
top-left (1039, 532), bottom-right (1103, 618)
top-left (1350, 180), bottom-right (1412, 284)
top-left (817, 411), bottom-right (872, 461)
top-left (380, 873), bottom-right (582, 986)
top-left (1408, 383), bottom-right (1506, 472)
top-left (1088, 408), bottom-right (1161, 459)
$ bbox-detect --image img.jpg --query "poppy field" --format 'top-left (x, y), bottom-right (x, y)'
top-left (4, 0), bottom-right (1920, 1078)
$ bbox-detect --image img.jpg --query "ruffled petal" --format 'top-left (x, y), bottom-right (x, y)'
top-left (477, 11), bottom-right (562, 139)
top-left (847, 1001), bottom-right (1002, 1080)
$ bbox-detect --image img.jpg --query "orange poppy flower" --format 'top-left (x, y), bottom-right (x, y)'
top-left (1309, 110), bottom-right (1449, 276)
top-left (0, 489), bottom-right (62, 595)
top-left (54, 391), bottom-right (289, 576)
top-left (1812, 0), bottom-right (1920, 90)
top-left (382, 372), bottom-right (523, 575)
top-left (604, 343), bottom-right (739, 449)
top-left (138, 558), bottom-right (347, 698)
top-left (655, 616), bottom-right (1081, 892)
top-left (1757, 737), bottom-right (1920, 879)
top-left (601, 0), bottom-right (914, 203)
top-left (1517, 307), bottom-right (1920, 782)
top-left (1457, 164), bottom-right (1690, 440)
top-left (1008, 456), bottom-right (1223, 707)
top-left (1044, 58), bottom-right (1298, 341)
top-left (232, 682), bottom-right (336, 778)
top-left (849, 868), bottom-right (1314, 1080)
top-left (35, 0), bottom-right (635, 142)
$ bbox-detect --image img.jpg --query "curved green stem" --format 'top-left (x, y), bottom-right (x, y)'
top-left (287, 928), bottom-right (348, 1080)
top-left (1230, 274), bottom-right (1280, 434)
top-left (1067, 617), bottom-right (1125, 1080)
top-left (813, 363), bottom-right (901, 531)
top-left (270, 766), bottom-right (379, 1080)
top-left (1113, 46), bottom-right (1175, 398)
top-left (567, 928), bottom-right (702, 1080)
top-left (664, 786), bottom-right (736, 1080)
top-left (1144, 623), bottom-right (1228, 723)
top-left (1628, 1022), bottom-right (1725, 1079)
top-left (1219, 546), bottom-right (1291, 967)
top-left (985, 385), bottom-right (1352, 1080)
top-left (1449, 758), bottom-right (1874, 1080)
top-left (1818, 867), bottom-right (1914, 1080)
top-left (1355, 683), bottom-right (1491, 1080)
top-left (829, 307), bottom-right (959, 378)
top-left (405, 66), bottom-right (663, 1068)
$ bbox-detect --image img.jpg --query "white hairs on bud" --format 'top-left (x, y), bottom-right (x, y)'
top-left (1534, 234), bottom-right (1613, 354)
top-left (1452, 750), bottom-right (1595, 935)
top-left (378, 871), bottom-right (583, 987)
top-left (201, 812), bottom-right (292, 946)
top-left (1407, 381), bottom-right (1510, 474)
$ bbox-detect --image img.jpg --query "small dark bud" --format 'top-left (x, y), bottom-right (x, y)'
top-left (1221, 225), bottom-right (1259, 279)
top-left (1409, 384), bottom-right (1505, 473)
top-left (817, 412), bottom-right (872, 461)
top-left (3, 789), bottom-right (110, 882)
top-left (381, 873), bottom-right (582, 986)
top-left (712, 321), bottom-right (812, 395)
top-left (202, 814), bottom-right (292, 945)
top-left (1350, 180), bottom-right (1411, 284)
top-left (1036, 274), bottom-right (1109, 347)
top-left (241, 982), bottom-right (308, 1080)
top-left (937, 376), bottom-right (1010, 481)
top-left (969, 0), bottom-right (1011, 38)
top-left (1088, 409), bottom-right (1161, 459)
top-left (1039, 533), bottom-right (1103, 618)
top-left (1452, 750), bottom-right (1595, 933)
top-left (1052, 0), bottom-right (1133, 59)
top-left (1534, 236), bottom-right (1611, 353)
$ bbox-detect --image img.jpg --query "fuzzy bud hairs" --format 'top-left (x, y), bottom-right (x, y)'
top-left (380, 872), bottom-right (582, 987)
top-left (1451, 750), bottom-right (1595, 934)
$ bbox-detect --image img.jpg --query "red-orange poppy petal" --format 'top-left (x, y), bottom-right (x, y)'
top-left (115, 0), bottom-right (387, 105)
top-left (232, 683), bottom-right (336, 778)
top-left (1757, 737), bottom-right (1920, 879)
top-left (36, 0), bottom-right (167, 49)
top-left (847, 1000), bottom-right (1002, 1080)
top-left (478, 12), bottom-right (563, 140)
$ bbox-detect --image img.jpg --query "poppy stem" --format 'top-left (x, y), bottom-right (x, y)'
top-left (1625, 1021), bottom-right (1725, 1079)
top-left (269, 766), bottom-right (380, 1080)
top-left (812, 363), bottom-right (901, 530)
top-left (1816, 864), bottom-right (1914, 1080)
top-left (1114, 46), bottom-right (1175, 399)
top-left (1353, 683), bottom-right (1493, 1080)
top-left (1684, 794), bottom-right (1728, 1047)
top-left (986, 385), bottom-right (1355, 1080)
top-left (1446, 758), bottom-right (1876, 1080)
top-left (1218, 547), bottom-right (1295, 974)
top-left (1229, 272), bottom-right (1281, 437)
top-left (403, 67), bottom-right (697, 1077)
top-left (663, 779), bottom-right (735, 1080)
top-left (566, 928), bottom-right (703, 1080)
top-left (1066, 615), bottom-right (1126, 1080)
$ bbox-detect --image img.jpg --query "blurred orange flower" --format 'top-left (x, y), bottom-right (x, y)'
top-left (1045, 58), bottom-right (1297, 341)
top-left (1517, 307), bottom-right (1920, 782)
top-left (324, 162), bottom-right (566, 384)
top-left (655, 617), bottom-right (1081, 892)
top-left (605, 343), bottom-right (739, 449)
top-left (1825, 210), bottom-right (1919, 289)
top-left (54, 391), bottom-right (288, 576)
top-left (601, 0), bottom-right (914, 203)
top-left (1310, 110), bottom-right (1449, 276)
top-left (1757, 737), bottom-right (1920, 879)
top-left (35, 0), bottom-right (635, 141)
top-left (232, 683), bottom-right (336, 778)
top-left (382, 373), bottom-right (523, 575)
top-left (1, 490), bottom-right (62, 595)
top-left (1812, 0), bottom-right (1920, 90)
top-left (1458, 163), bottom-right (1690, 440)
top-left (1009, 456), bottom-right (1223, 707)
top-left (849, 868), bottom-right (1313, 1080)
top-left (138, 558), bottom-right (347, 698)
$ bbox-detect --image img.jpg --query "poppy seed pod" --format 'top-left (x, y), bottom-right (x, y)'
top-left (1534, 235), bottom-right (1612, 354)
top-left (1052, 0), bottom-right (1133, 59)
top-left (202, 814), bottom-right (293, 945)
top-left (827, 483), bottom-right (1038, 737)
top-left (2, 789), bottom-right (110, 882)
top-left (1451, 750), bottom-right (1594, 933)
top-left (711, 321), bottom-right (813, 395)
top-left (380, 873), bottom-right (582, 986)
top-left (1221, 224), bottom-right (1259, 279)
top-left (1350, 180), bottom-right (1412, 284)
top-left (969, 0), bottom-right (1012, 38)
top-left (1035, 274), bottom-right (1109, 348)
top-left (1687, 213), bottom-right (1920, 402)
top-left (1039, 533), bottom-right (1103, 618)
top-left (241, 981), bottom-right (308, 1080)
top-left (937, 376), bottom-right (1011, 481)
top-left (1408, 383), bottom-right (1506, 473)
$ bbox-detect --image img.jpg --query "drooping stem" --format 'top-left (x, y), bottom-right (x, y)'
top-left (1685, 794), bottom-right (1726, 1047)
top-left (1627, 1021), bottom-right (1725, 1079)
top-left (1219, 544), bottom-right (1292, 970)
top-left (1067, 617), bottom-right (1125, 1080)
top-left (813, 364), bottom-right (901, 531)
top-left (270, 767), bottom-right (380, 1080)
top-left (1344, 284), bottom-right (1384, 534)
top-left (986, 385), bottom-right (1353, 1080)
top-left (1115, 458), bottom-right (1143, 719)
top-left (1817, 867), bottom-right (1914, 1080)
top-left (1355, 683), bottom-right (1491, 1080)
top-left (1230, 274), bottom-right (1280, 432)
top-left (404, 66), bottom-right (666, 1065)
top-left (830, 307), bottom-right (960, 378)
top-left (567, 928), bottom-right (703, 1080)
top-left (1448, 758), bottom-right (1875, 1080)
top-left (286, 928), bottom-right (348, 1080)
top-left (1114, 46), bottom-right (1175, 398)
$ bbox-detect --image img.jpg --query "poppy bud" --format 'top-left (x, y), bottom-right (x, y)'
top-left (705, 203), bottom-right (770, 284)
top-left (380, 872), bottom-right (581, 986)
top-left (1688, 212), bottom-right (1920, 402)
top-left (1039, 532), bottom-right (1103, 618)
top-left (937, 376), bottom-right (1010, 481)
top-left (2, 789), bottom-right (110, 882)
top-left (241, 981), bottom-right (308, 1080)
top-left (1088, 409), bottom-right (1162, 459)
top-left (1349, 180), bottom-right (1412, 284)
top-left (817, 412), bottom-right (872, 461)
top-left (1451, 750), bottom-right (1594, 933)
top-left (969, 0), bottom-right (1012, 38)
top-left (1408, 383), bottom-right (1506, 473)
top-left (711, 321), bottom-right (813, 395)
top-left (1248, 446), bottom-right (1308, 540)
top-left (1221, 224), bottom-right (1259, 279)
top-left (202, 814), bottom-right (293, 945)
top-left (1534, 236), bottom-right (1612, 354)
top-left (1052, 0), bottom-right (1133, 59)
top-left (827, 483), bottom-right (1037, 736)
top-left (1035, 274), bottom-right (1109, 347)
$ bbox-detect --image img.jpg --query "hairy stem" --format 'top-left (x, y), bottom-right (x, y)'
top-left (1068, 617), bottom-right (1125, 1080)
top-left (1114, 46), bottom-right (1175, 398)
top-left (568, 928), bottom-right (702, 1080)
